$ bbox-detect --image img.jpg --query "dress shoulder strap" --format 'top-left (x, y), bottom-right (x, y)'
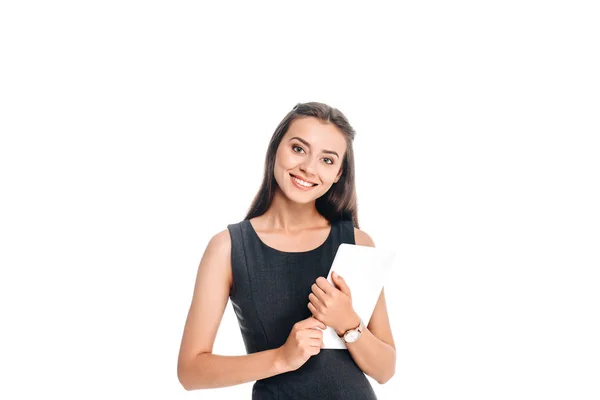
top-left (226, 220), bottom-right (247, 298)
top-left (337, 218), bottom-right (356, 245)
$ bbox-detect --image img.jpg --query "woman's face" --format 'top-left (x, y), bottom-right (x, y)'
top-left (274, 116), bottom-right (347, 204)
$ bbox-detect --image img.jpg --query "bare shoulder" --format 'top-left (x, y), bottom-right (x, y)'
top-left (196, 228), bottom-right (232, 289)
top-left (206, 228), bottom-right (232, 258)
top-left (354, 227), bottom-right (376, 247)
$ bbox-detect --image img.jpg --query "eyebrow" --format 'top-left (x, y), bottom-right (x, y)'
top-left (288, 136), bottom-right (340, 158)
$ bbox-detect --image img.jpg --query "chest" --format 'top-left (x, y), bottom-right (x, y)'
top-left (247, 252), bottom-right (331, 345)
top-left (253, 227), bottom-right (331, 253)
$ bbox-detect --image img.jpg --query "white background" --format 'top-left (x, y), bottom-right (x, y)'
top-left (1, 1), bottom-right (599, 399)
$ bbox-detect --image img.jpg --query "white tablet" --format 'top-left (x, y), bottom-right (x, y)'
top-left (322, 243), bottom-right (396, 349)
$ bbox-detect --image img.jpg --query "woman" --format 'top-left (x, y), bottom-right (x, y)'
top-left (177, 102), bottom-right (396, 399)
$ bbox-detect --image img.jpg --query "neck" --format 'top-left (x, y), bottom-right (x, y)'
top-left (260, 187), bottom-right (327, 232)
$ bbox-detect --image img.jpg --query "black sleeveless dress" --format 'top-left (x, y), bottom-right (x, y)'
top-left (226, 218), bottom-right (378, 400)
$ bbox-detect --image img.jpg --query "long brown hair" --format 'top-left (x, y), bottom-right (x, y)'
top-left (244, 101), bottom-right (360, 228)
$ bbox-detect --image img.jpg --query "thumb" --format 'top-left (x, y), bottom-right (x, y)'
top-left (305, 316), bottom-right (326, 330)
top-left (332, 272), bottom-right (351, 296)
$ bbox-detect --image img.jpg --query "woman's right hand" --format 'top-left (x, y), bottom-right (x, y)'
top-left (277, 316), bottom-right (326, 372)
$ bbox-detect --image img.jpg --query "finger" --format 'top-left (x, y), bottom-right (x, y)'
top-left (308, 292), bottom-right (325, 309)
top-left (315, 276), bottom-right (334, 294)
top-left (301, 327), bottom-right (324, 340)
top-left (307, 302), bottom-right (324, 322)
top-left (332, 272), bottom-right (351, 296)
top-left (297, 328), bottom-right (323, 339)
top-left (309, 338), bottom-right (323, 348)
top-left (299, 316), bottom-right (326, 330)
top-left (311, 283), bottom-right (327, 302)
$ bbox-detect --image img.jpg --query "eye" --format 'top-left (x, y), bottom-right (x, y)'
top-left (323, 158), bottom-right (334, 165)
top-left (292, 145), bottom-right (305, 154)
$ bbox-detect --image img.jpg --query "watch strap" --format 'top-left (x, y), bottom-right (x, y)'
top-left (338, 318), bottom-right (364, 340)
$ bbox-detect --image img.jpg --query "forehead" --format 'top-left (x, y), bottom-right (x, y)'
top-left (283, 117), bottom-right (347, 154)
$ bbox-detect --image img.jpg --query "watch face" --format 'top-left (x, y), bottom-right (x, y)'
top-left (344, 330), bottom-right (359, 343)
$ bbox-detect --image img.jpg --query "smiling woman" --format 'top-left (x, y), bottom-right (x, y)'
top-left (177, 102), bottom-right (396, 399)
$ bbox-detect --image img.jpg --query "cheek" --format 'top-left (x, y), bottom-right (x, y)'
top-left (274, 155), bottom-right (294, 180)
top-left (275, 157), bottom-right (289, 173)
top-left (274, 150), bottom-right (286, 167)
top-left (276, 150), bottom-right (300, 170)
top-left (325, 168), bottom-right (341, 182)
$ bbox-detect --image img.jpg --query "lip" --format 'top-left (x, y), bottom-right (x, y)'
top-left (290, 174), bottom-right (318, 190)
top-left (290, 173), bottom-right (318, 185)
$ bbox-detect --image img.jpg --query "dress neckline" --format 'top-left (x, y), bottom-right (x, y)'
top-left (246, 219), bottom-right (334, 254)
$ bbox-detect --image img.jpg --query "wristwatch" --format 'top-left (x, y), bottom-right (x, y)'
top-left (338, 318), bottom-right (364, 343)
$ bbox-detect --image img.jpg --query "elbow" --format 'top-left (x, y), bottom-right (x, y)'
top-left (376, 350), bottom-right (396, 385)
top-left (177, 358), bottom-right (200, 391)
top-left (177, 363), bottom-right (193, 391)
top-left (178, 353), bottom-right (211, 391)
top-left (178, 367), bottom-right (203, 391)
top-left (377, 370), bottom-right (394, 385)
top-left (376, 366), bottom-right (395, 385)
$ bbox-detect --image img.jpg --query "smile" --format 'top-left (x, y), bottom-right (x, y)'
top-left (290, 174), bottom-right (318, 190)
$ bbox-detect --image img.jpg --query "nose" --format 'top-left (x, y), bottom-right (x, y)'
top-left (299, 155), bottom-right (317, 176)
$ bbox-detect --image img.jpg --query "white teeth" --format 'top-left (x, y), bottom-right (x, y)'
top-left (292, 176), bottom-right (314, 187)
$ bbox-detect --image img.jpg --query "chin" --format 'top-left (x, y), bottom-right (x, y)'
top-left (286, 191), bottom-right (318, 204)
top-left (276, 184), bottom-right (317, 204)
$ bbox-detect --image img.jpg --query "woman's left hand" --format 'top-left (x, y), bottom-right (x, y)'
top-left (308, 272), bottom-right (360, 335)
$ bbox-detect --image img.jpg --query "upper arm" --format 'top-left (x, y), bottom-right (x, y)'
top-left (354, 228), bottom-right (396, 350)
top-left (177, 229), bottom-right (233, 371)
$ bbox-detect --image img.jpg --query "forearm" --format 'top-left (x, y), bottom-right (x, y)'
top-left (178, 348), bottom-right (288, 390)
top-left (345, 327), bottom-right (396, 384)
